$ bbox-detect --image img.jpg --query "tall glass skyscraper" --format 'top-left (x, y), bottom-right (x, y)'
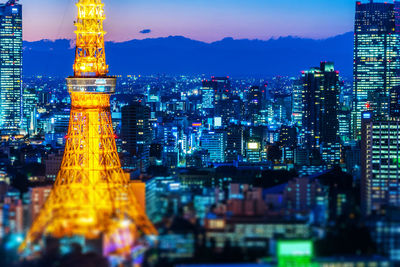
top-left (353, 1), bottom-right (400, 139)
top-left (301, 62), bottom-right (340, 150)
top-left (0, 0), bottom-right (22, 132)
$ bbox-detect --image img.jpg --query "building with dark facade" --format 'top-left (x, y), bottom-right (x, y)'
top-left (301, 62), bottom-right (340, 151)
top-left (121, 102), bottom-right (152, 172)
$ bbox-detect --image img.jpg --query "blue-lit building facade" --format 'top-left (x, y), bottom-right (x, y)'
top-left (0, 0), bottom-right (22, 133)
top-left (353, 1), bottom-right (400, 139)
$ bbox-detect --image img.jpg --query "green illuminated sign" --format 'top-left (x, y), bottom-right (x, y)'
top-left (277, 240), bottom-right (313, 267)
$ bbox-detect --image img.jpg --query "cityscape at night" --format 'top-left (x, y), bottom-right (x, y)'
top-left (1, 0), bottom-right (400, 266)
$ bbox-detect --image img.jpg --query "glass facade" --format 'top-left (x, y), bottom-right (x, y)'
top-left (353, 1), bottom-right (400, 138)
top-left (301, 62), bottom-right (340, 150)
top-left (0, 1), bottom-right (22, 132)
top-left (291, 79), bottom-right (303, 127)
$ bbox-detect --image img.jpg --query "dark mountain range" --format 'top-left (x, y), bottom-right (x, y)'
top-left (23, 32), bottom-right (353, 78)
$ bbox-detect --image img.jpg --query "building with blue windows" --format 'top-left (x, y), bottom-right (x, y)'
top-left (353, 1), bottom-right (400, 138)
top-left (0, 0), bottom-right (22, 133)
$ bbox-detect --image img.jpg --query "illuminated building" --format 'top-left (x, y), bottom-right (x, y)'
top-left (204, 218), bottom-right (310, 249)
top-left (283, 177), bottom-right (328, 223)
top-left (193, 189), bottom-right (216, 220)
top-left (149, 143), bottom-right (163, 165)
top-left (158, 234), bottom-right (195, 260)
top-left (247, 86), bottom-right (263, 122)
top-left (200, 77), bottom-right (231, 118)
top-left (369, 208), bottom-right (400, 262)
top-left (0, 0), bottom-right (22, 132)
top-left (338, 109), bottom-right (352, 144)
top-left (353, 1), bottom-right (400, 138)
top-left (320, 142), bottom-right (342, 168)
top-left (211, 76), bottom-right (231, 105)
top-left (146, 176), bottom-right (180, 223)
top-left (225, 125), bottom-right (244, 162)
top-left (121, 101), bottom-right (151, 172)
top-left (246, 140), bottom-right (261, 163)
top-left (22, 0), bottom-right (157, 255)
top-left (206, 76), bottom-right (243, 125)
top-left (201, 80), bottom-right (215, 112)
top-left (361, 112), bottom-right (400, 216)
top-left (23, 88), bottom-right (38, 134)
top-left (279, 126), bottom-right (297, 163)
top-left (391, 85), bottom-right (400, 117)
top-left (292, 79), bottom-right (303, 127)
top-left (200, 130), bottom-right (226, 163)
top-left (279, 125), bottom-right (297, 148)
top-left (301, 62), bottom-right (340, 151)
top-left (50, 112), bottom-right (70, 134)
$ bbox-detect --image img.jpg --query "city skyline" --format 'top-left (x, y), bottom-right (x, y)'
top-left (21, 0), bottom-right (357, 42)
top-left (3, 0), bottom-right (400, 266)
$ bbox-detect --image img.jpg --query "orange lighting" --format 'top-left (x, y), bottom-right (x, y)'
top-left (21, 0), bottom-right (157, 255)
top-left (73, 0), bottom-right (108, 77)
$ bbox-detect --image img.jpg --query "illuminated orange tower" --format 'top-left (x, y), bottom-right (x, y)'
top-left (21, 0), bottom-right (157, 255)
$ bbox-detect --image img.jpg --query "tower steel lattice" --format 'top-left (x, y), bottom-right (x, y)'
top-left (21, 0), bottom-right (157, 254)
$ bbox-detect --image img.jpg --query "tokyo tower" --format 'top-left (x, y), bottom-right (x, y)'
top-left (21, 0), bottom-right (157, 255)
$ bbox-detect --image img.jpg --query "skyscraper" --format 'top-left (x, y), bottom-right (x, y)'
top-left (291, 79), bottom-right (303, 127)
top-left (0, 0), bottom-right (22, 132)
top-left (23, 88), bottom-right (38, 134)
top-left (200, 130), bottom-right (227, 163)
top-left (201, 80), bottom-right (215, 112)
top-left (121, 101), bottom-right (152, 172)
top-left (301, 62), bottom-right (340, 151)
top-left (247, 86), bottom-right (263, 122)
top-left (226, 125), bottom-right (244, 162)
top-left (353, 1), bottom-right (400, 138)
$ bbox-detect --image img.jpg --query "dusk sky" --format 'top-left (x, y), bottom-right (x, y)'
top-left (20, 0), bottom-right (362, 43)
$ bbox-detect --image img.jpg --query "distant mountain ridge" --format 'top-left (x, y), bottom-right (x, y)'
top-left (23, 32), bottom-right (354, 78)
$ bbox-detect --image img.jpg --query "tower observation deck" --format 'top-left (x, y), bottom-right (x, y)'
top-left (21, 0), bottom-right (157, 256)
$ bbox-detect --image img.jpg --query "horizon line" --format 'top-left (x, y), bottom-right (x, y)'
top-left (22, 31), bottom-right (353, 45)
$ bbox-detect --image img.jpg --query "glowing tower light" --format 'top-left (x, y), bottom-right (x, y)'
top-left (21, 0), bottom-right (157, 256)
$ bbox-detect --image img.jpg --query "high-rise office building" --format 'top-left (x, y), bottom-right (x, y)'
top-left (247, 86), bottom-right (263, 121)
top-left (353, 1), bottom-right (400, 138)
top-left (361, 112), bottom-right (400, 216)
top-left (23, 88), bottom-right (38, 134)
top-left (211, 76), bottom-right (231, 102)
top-left (201, 80), bottom-right (215, 112)
top-left (0, 0), bottom-right (22, 132)
top-left (292, 79), bottom-right (303, 127)
top-left (301, 62), bottom-right (340, 150)
top-left (200, 130), bottom-right (227, 163)
top-left (211, 77), bottom-right (231, 118)
top-left (246, 140), bottom-right (261, 163)
top-left (225, 125), bottom-right (244, 162)
top-left (121, 102), bottom-right (152, 172)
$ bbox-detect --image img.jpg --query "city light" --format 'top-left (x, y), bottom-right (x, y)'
top-left (0, 0), bottom-right (400, 266)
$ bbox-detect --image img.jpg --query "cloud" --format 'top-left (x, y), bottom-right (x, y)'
top-left (139, 29), bottom-right (152, 34)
